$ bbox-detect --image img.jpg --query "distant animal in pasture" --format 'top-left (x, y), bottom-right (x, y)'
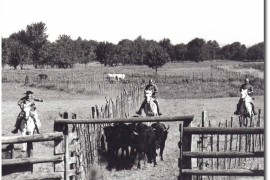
top-left (38, 74), bottom-right (48, 81)
top-left (106, 74), bottom-right (125, 83)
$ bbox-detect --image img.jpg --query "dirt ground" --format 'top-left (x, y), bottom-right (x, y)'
top-left (1, 82), bottom-right (264, 180)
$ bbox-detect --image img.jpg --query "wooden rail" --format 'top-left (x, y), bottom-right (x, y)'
top-left (16, 172), bottom-right (64, 180)
top-left (181, 169), bottom-right (264, 176)
top-left (54, 115), bottom-right (194, 124)
top-left (55, 114), bottom-right (194, 180)
top-left (183, 151), bottom-right (264, 158)
top-left (179, 124), bottom-right (265, 180)
top-left (2, 132), bottom-right (63, 144)
top-left (2, 132), bottom-right (65, 180)
top-left (184, 127), bottom-right (264, 134)
top-left (2, 155), bottom-right (63, 166)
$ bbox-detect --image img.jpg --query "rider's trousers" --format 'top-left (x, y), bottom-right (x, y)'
top-left (139, 99), bottom-right (160, 112)
top-left (236, 98), bottom-right (255, 112)
top-left (14, 110), bottom-right (41, 129)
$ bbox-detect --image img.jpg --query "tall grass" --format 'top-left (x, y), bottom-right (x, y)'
top-left (236, 63), bottom-right (264, 71)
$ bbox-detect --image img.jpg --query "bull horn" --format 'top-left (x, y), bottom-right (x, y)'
top-left (166, 125), bottom-right (170, 131)
top-left (133, 131), bottom-right (139, 135)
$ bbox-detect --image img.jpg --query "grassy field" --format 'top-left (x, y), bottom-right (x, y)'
top-left (1, 60), bottom-right (265, 180)
top-left (2, 60), bottom-right (264, 99)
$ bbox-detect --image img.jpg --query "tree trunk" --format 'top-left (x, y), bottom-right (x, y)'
top-left (155, 67), bottom-right (158, 73)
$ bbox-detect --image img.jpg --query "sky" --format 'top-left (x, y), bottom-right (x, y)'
top-left (0, 0), bottom-right (264, 46)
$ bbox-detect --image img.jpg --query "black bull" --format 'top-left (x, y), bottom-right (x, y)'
top-left (102, 122), bottom-right (169, 169)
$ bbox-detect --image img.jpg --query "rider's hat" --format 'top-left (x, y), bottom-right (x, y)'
top-left (25, 91), bottom-right (34, 95)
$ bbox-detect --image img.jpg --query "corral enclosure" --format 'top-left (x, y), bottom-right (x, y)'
top-left (2, 60), bottom-right (264, 180)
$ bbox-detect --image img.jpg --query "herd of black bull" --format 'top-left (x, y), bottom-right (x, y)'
top-left (101, 122), bottom-right (170, 170)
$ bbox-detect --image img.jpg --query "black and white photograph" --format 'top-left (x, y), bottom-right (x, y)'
top-left (1, 0), bottom-right (265, 179)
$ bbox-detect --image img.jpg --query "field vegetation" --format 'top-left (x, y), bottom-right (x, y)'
top-left (2, 60), bottom-right (264, 99)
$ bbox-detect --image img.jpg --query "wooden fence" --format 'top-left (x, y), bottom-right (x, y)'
top-left (211, 65), bottom-right (263, 80)
top-left (2, 83), bottom-right (143, 179)
top-left (54, 115), bottom-right (194, 179)
top-left (179, 110), bottom-right (264, 180)
top-left (129, 65), bottom-right (263, 85)
top-left (2, 132), bottom-right (65, 180)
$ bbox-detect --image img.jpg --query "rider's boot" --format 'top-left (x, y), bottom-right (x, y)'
top-left (157, 106), bottom-right (162, 116)
top-left (252, 104), bottom-right (257, 115)
top-left (136, 109), bottom-right (142, 115)
top-left (11, 128), bottom-right (19, 134)
top-left (136, 100), bottom-right (146, 115)
top-left (11, 118), bottom-right (21, 134)
top-left (35, 126), bottom-right (41, 134)
top-left (154, 100), bottom-right (162, 116)
top-left (234, 104), bottom-right (240, 115)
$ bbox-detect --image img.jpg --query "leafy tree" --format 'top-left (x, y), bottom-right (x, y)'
top-left (246, 42), bottom-right (264, 61)
top-left (74, 38), bottom-right (97, 67)
top-left (118, 39), bottom-right (135, 65)
top-left (37, 41), bottom-right (56, 68)
top-left (205, 40), bottom-right (220, 60)
top-left (54, 35), bottom-right (77, 68)
top-left (220, 44), bottom-right (231, 59)
top-left (159, 38), bottom-right (175, 62)
top-left (95, 42), bottom-right (116, 66)
top-left (133, 36), bottom-right (147, 65)
top-left (229, 42), bottom-right (246, 60)
top-left (5, 38), bottom-right (32, 69)
top-left (2, 38), bottom-right (10, 68)
top-left (187, 38), bottom-right (206, 62)
top-left (220, 42), bottom-right (246, 61)
top-left (174, 43), bottom-right (187, 61)
top-left (144, 41), bottom-right (170, 73)
top-left (21, 22), bottom-right (48, 68)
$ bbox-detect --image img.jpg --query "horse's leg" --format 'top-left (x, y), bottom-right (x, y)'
top-left (245, 117), bottom-right (248, 127)
top-left (21, 130), bottom-right (27, 152)
top-left (239, 116), bottom-right (242, 127)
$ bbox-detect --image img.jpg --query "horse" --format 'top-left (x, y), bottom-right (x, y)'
top-left (143, 90), bottom-right (158, 117)
top-left (239, 89), bottom-right (253, 127)
top-left (20, 105), bottom-right (36, 152)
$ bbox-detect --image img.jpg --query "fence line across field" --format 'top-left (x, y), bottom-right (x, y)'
top-left (2, 65), bottom-right (263, 86)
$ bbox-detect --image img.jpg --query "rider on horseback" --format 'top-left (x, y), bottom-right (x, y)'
top-left (136, 79), bottom-right (162, 116)
top-left (234, 78), bottom-right (257, 115)
top-left (11, 91), bottom-right (43, 134)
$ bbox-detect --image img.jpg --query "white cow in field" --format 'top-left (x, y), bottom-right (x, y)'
top-left (107, 74), bottom-right (125, 83)
top-left (115, 74), bottom-right (125, 81)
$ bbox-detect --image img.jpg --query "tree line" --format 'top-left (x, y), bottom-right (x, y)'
top-left (2, 22), bottom-right (264, 72)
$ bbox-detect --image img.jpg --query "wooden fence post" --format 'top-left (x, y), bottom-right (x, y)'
top-left (179, 119), bottom-right (193, 180)
top-left (54, 113), bottom-right (66, 180)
